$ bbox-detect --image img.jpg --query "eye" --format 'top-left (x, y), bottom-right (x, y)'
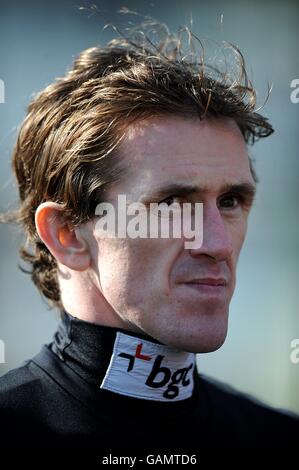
top-left (153, 195), bottom-right (185, 218)
top-left (218, 194), bottom-right (243, 210)
top-left (159, 195), bottom-right (179, 206)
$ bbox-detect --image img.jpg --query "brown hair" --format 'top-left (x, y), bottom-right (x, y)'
top-left (0, 18), bottom-right (274, 312)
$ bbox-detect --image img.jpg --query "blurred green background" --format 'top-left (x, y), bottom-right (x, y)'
top-left (0, 0), bottom-right (298, 414)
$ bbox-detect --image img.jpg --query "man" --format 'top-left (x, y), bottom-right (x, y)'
top-left (0, 22), bottom-right (298, 453)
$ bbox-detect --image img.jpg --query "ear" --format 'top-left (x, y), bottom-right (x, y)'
top-left (35, 202), bottom-right (91, 271)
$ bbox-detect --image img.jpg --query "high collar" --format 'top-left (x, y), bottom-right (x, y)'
top-left (51, 310), bottom-right (197, 404)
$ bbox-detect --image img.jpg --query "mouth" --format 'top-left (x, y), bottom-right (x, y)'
top-left (185, 278), bottom-right (228, 287)
top-left (182, 278), bottom-right (228, 296)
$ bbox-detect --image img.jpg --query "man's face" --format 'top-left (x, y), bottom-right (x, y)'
top-left (85, 116), bottom-right (256, 352)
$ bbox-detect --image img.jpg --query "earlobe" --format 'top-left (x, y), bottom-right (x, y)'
top-left (35, 202), bottom-right (91, 271)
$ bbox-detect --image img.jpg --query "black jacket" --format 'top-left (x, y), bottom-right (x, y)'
top-left (0, 311), bottom-right (298, 455)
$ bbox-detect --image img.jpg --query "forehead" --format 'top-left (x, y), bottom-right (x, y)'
top-left (116, 115), bottom-right (253, 196)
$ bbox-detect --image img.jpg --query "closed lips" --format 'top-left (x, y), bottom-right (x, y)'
top-left (186, 278), bottom-right (227, 286)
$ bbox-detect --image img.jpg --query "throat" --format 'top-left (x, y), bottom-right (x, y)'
top-left (51, 310), bottom-right (196, 402)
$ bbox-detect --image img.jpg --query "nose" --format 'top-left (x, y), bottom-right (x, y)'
top-left (188, 202), bottom-right (234, 262)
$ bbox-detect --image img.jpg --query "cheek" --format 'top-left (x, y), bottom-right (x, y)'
top-left (96, 242), bottom-right (129, 302)
top-left (97, 237), bottom-right (182, 304)
top-left (229, 216), bottom-right (248, 261)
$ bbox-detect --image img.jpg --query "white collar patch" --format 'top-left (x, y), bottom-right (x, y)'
top-left (100, 331), bottom-right (195, 402)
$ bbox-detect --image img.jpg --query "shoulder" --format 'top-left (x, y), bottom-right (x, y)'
top-left (0, 361), bottom-right (39, 394)
top-left (0, 345), bottom-right (66, 418)
top-left (0, 360), bottom-right (45, 415)
top-left (198, 373), bottom-right (299, 447)
top-left (199, 373), bottom-right (299, 421)
top-left (0, 355), bottom-right (64, 447)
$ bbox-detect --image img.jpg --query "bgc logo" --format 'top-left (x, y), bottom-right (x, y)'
top-left (119, 343), bottom-right (193, 399)
top-left (101, 333), bottom-right (195, 402)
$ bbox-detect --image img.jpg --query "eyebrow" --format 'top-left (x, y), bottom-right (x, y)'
top-left (140, 181), bottom-right (257, 201)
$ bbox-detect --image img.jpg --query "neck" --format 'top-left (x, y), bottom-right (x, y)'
top-left (59, 272), bottom-right (129, 328)
top-left (51, 310), bottom-right (197, 403)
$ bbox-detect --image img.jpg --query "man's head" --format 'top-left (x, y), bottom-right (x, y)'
top-left (2, 23), bottom-right (273, 352)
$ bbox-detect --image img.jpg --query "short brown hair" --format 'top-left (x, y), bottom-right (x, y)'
top-left (0, 20), bottom-right (273, 311)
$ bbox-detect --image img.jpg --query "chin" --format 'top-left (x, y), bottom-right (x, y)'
top-left (170, 331), bottom-right (228, 354)
top-left (151, 317), bottom-right (229, 353)
top-left (189, 332), bottom-right (227, 353)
